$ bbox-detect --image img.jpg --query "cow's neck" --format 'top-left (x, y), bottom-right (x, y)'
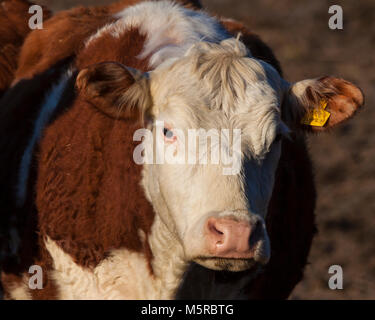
top-left (147, 214), bottom-right (188, 299)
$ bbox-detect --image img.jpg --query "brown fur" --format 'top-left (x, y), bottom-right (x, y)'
top-left (0, 0), bottom-right (51, 95)
top-left (14, 0), bottom-right (201, 82)
top-left (33, 27), bottom-right (155, 274)
top-left (14, 6), bottom-right (117, 81)
top-left (36, 98), bottom-right (156, 268)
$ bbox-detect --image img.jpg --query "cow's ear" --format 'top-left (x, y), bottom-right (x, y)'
top-left (282, 76), bottom-right (364, 132)
top-left (76, 61), bottom-right (152, 122)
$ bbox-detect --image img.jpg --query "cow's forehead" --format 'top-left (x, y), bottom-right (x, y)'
top-left (151, 38), bottom-right (283, 114)
top-left (150, 39), bottom-right (284, 153)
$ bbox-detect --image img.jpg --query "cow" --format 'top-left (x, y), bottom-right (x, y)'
top-left (0, 0), bottom-right (363, 299)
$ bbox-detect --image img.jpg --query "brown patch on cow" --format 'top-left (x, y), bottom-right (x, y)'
top-left (34, 28), bottom-right (155, 274)
top-left (76, 28), bottom-right (147, 70)
top-left (14, 0), bottom-right (203, 83)
top-left (75, 27), bottom-right (154, 122)
top-left (220, 18), bottom-right (282, 76)
top-left (14, 6), bottom-right (116, 81)
top-left (36, 96), bottom-right (155, 270)
top-left (0, 0), bottom-right (51, 95)
top-left (0, 44), bottom-right (18, 95)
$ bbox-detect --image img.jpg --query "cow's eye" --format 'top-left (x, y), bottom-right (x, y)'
top-left (163, 128), bottom-right (174, 139)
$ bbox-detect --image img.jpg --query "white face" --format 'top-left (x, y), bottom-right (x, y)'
top-left (141, 39), bottom-right (288, 271)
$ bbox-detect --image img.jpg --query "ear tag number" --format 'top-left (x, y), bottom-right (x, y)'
top-left (301, 99), bottom-right (331, 127)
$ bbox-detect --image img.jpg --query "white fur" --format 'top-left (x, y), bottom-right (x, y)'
top-left (141, 38), bottom-right (286, 267)
top-left (45, 237), bottom-right (155, 299)
top-left (86, 1), bottom-right (229, 68)
top-left (16, 70), bottom-right (72, 207)
top-left (44, 215), bottom-right (187, 299)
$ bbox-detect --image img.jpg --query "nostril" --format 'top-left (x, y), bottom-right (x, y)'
top-left (208, 220), bottom-right (224, 236)
top-left (212, 225), bottom-right (224, 235)
top-left (207, 220), bottom-right (226, 247)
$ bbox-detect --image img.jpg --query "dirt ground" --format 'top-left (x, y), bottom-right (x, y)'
top-left (33, 0), bottom-right (374, 299)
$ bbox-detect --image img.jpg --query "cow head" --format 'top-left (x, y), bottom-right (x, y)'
top-left (76, 38), bottom-right (363, 272)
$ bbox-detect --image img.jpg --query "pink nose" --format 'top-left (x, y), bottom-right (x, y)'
top-left (205, 217), bottom-right (255, 259)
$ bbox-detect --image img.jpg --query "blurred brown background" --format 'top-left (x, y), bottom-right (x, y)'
top-left (33, 0), bottom-right (375, 299)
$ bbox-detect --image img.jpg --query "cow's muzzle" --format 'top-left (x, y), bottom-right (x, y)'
top-left (205, 216), bottom-right (269, 261)
top-left (192, 214), bottom-right (270, 271)
top-left (187, 211), bottom-right (270, 272)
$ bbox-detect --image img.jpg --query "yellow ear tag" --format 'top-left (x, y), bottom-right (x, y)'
top-left (301, 99), bottom-right (331, 127)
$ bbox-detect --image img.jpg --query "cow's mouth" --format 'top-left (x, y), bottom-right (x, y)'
top-left (193, 256), bottom-right (257, 272)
